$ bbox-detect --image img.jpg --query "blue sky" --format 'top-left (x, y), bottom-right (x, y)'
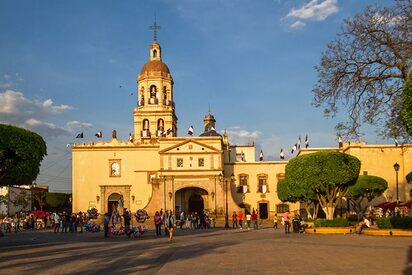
top-left (0, 0), bottom-right (394, 192)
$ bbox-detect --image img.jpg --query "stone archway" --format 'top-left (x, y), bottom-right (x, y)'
top-left (107, 193), bottom-right (123, 217)
top-left (99, 185), bottom-right (131, 215)
top-left (175, 187), bottom-right (208, 214)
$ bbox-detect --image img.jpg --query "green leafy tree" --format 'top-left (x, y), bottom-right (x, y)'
top-left (347, 175), bottom-right (388, 215)
top-left (0, 124), bottom-right (47, 186)
top-left (11, 189), bottom-right (30, 210)
top-left (402, 71), bottom-right (412, 135)
top-left (32, 189), bottom-right (47, 211)
top-left (45, 192), bottom-right (71, 211)
top-left (313, 0), bottom-right (412, 140)
top-left (285, 152), bottom-right (360, 220)
top-left (407, 171), bottom-right (412, 184)
top-left (277, 178), bottom-right (319, 219)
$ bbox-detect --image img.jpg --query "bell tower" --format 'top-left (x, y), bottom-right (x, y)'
top-left (133, 21), bottom-right (177, 143)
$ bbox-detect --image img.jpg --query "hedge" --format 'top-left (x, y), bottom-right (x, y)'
top-left (376, 216), bottom-right (412, 229)
top-left (376, 217), bottom-right (392, 229)
top-left (314, 218), bottom-right (349, 227)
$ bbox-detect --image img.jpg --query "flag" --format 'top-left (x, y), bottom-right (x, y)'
top-left (129, 133), bottom-right (134, 142)
top-left (259, 150), bottom-right (264, 161)
top-left (338, 136), bottom-right (343, 147)
top-left (280, 149), bottom-right (285, 160)
top-left (166, 128), bottom-right (173, 135)
top-left (305, 134), bottom-right (309, 148)
top-left (188, 125), bottom-right (194, 136)
top-left (297, 136), bottom-right (301, 150)
top-left (76, 132), bottom-right (83, 138)
top-left (95, 131), bottom-right (102, 138)
top-left (394, 138), bottom-right (399, 147)
top-left (291, 143), bottom-right (297, 154)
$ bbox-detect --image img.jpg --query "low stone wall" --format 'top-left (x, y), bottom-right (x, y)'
top-left (363, 229), bottom-right (412, 237)
top-left (305, 227), bottom-right (355, 234)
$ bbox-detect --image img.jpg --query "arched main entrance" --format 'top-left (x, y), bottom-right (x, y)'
top-left (108, 193), bottom-right (123, 216)
top-left (175, 187), bottom-right (208, 214)
top-left (189, 194), bottom-right (204, 214)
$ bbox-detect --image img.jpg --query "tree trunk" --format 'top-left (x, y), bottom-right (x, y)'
top-left (302, 202), bottom-right (313, 219)
top-left (313, 203), bottom-right (320, 219)
top-left (323, 205), bottom-right (335, 220)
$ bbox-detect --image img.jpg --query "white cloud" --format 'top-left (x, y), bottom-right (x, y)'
top-left (66, 120), bottom-right (94, 132)
top-left (223, 128), bottom-right (262, 145)
top-left (290, 20), bottom-right (306, 29)
top-left (287, 0), bottom-right (339, 21)
top-left (41, 99), bottom-right (73, 114)
top-left (0, 89), bottom-right (88, 139)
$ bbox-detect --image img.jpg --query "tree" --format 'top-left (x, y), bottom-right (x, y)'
top-left (277, 178), bottom-right (319, 219)
top-left (0, 124), bottom-right (47, 186)
top-left (402, 71), bottom-right (412, 135)
top-left (347, 175), bottom-right (388, 216)
top-left (406, 171), bottom-right (412, 184)
top-left (32, 189), bottom-right (47, 211)
top-left (45, 192), bottom-right (71, 211)
top-left (285, 152), bottom-right (360, 220)
top-left (313, 0), bottom-right (412, 140)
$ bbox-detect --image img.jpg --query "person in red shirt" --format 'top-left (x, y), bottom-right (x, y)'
top-left (238, 211), bottom-right (244, 229)
top-left (251, 210), bottom-right (258, 230)
top-left (232, 212), bottom-right (238, 228)
top-left (283, 211), bottom-right (290, 233)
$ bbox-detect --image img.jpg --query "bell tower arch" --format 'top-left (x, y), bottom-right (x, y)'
top-left (133, 21), bottom-right (177, 143)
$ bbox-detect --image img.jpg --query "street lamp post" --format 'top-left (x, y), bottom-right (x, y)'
top-left (219, 173), bottom-right (233, 228)
top-left (394, 162), bottom-right (400, 205)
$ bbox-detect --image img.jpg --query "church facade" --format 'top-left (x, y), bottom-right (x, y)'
top-left (72, 38), bottom-right (411, 220)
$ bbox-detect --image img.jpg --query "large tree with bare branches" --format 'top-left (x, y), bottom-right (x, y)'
top-left (313, 0), bottom-right (412, 140)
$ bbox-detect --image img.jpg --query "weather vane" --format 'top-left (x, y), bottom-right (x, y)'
top-left (149, 14), bottom-right (161, 42)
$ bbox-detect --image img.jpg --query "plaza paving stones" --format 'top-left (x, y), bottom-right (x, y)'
top-left (0, 227), bottom-right (411, 274)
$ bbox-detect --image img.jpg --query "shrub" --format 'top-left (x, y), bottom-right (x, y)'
top-left (376, 217), bottom-right (392, 229)
top-left (390, 216), bottom-right (412, 229)
top-left (347, 216), bottom-right (359, 222)
top-left (314, 218), bottom-right (349, 227)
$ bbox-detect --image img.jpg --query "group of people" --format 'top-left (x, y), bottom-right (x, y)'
top-left (51, 212), bottom-right (88, 233)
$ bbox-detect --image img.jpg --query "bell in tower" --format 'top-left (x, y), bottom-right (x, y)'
top-left (133, 20), bottom-right (178, 143)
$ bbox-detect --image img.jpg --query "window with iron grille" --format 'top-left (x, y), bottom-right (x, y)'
top-left (237, 175), bottom-right (248, 193)
top-left (177, 158), bottom-right (183, 168)
top-left (198, 158), bottom-right (204, 167)
top-left (258, 175), bottom-right (268, 193)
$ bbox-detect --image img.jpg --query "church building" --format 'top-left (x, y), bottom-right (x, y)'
top-left (72, 34), bottom-right (411, 220)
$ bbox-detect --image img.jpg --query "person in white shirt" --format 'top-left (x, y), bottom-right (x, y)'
top-left (246, 213), bottom-right (251, 230)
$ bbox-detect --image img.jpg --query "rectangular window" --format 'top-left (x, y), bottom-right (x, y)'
top-left (198, 158), bottom-right (204, 167)
top-left (363, 171), bottom-right (368, 176)
top-left (258, 175), bottom-right (268, 193)
top-left (177, 158), bottom-right (183, 168)
top-left (238, 175), bottom-right (248, 193)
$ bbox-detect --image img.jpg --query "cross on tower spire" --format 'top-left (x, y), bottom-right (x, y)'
top-left (149, 15), bottom-right (161, 42)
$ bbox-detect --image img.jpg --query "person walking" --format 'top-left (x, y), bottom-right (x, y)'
top-left (154, 211), bottom-right (162, 237)
top-left (232, 211), bottom-right (238, 229)
top-left (283, 210), bottom-right (290, 233)
top-left (246, 212), bottom-right (251, 230)
top-left (238, 211), bottom-right (244, 229)
top-left (167, 210), bottom-right (175, 241)
top-left (53, 213), bottom-right (60, 233)
top-left (103, 213), bottom-right (110, 238)
top-left (163, 210), bottom-right (169, 236)
top-left (273, 213), bottom-right (279, 229)
top-left (123, 209), bottom-right (131, 237)
top-left (252, 210), bottom-right (258, 230)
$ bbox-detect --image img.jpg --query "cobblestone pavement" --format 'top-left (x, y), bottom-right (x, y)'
top-left (0, 226), bottom-right (411, 274)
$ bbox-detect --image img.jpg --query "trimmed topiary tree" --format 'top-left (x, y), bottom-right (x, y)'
top-left (347, 175), bottom-right (388, 216)
top-left (0, 124), bottom-right (47, 186)
top-left (402, 70), bottom-right (412, 135)
top-left (285, 151), bottom-right (360, 220)
top-left (406, 171), bottom-right (412, 184)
